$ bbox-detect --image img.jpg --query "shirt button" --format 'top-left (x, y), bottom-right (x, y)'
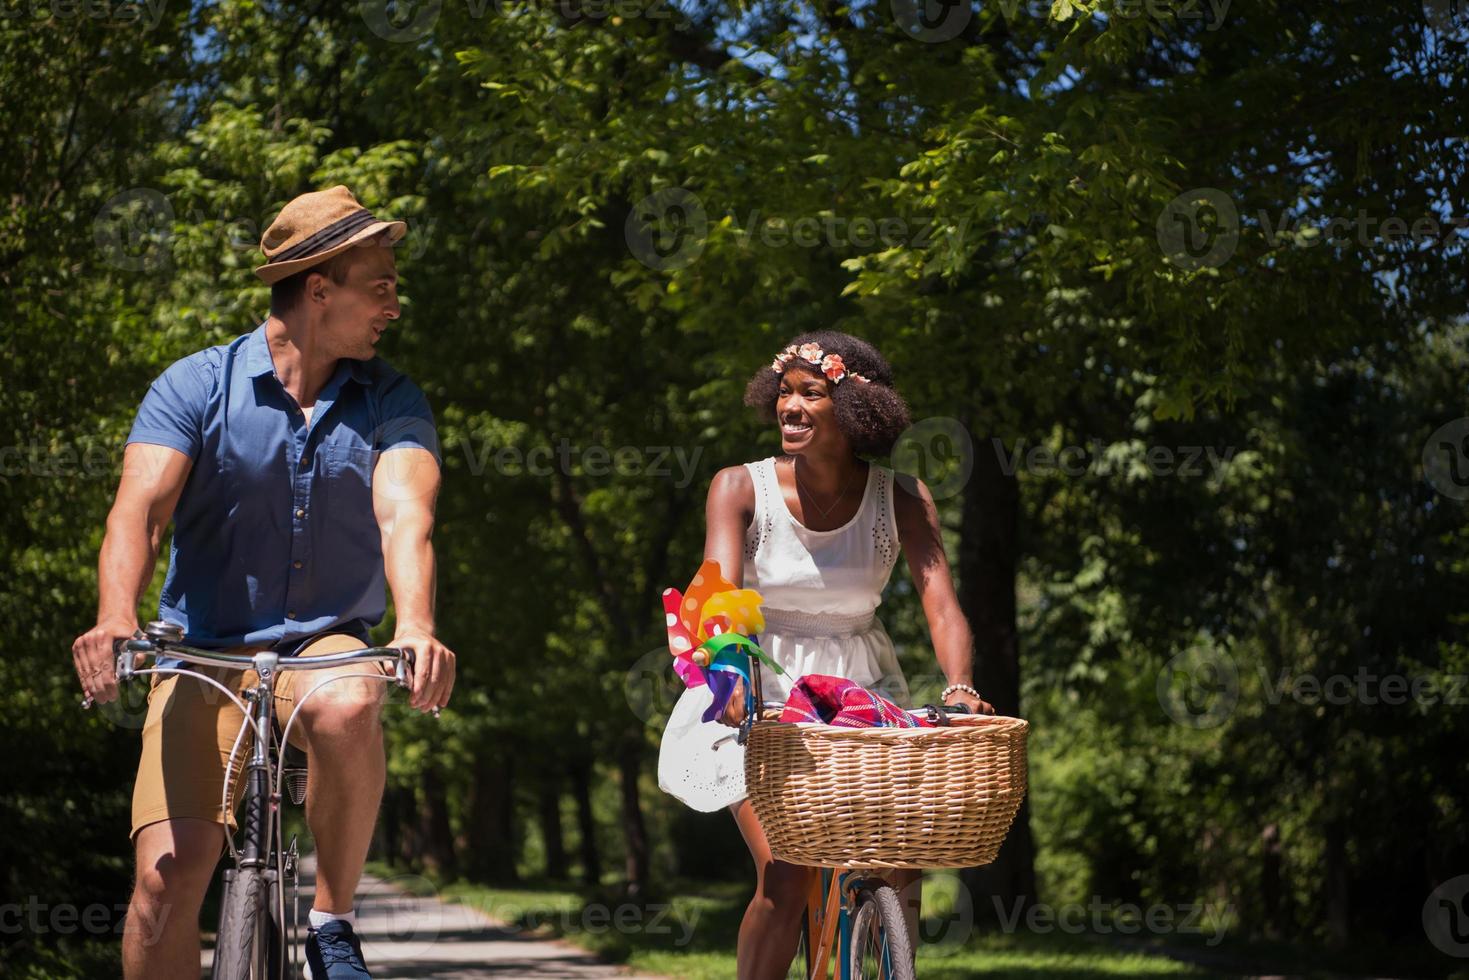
top-left (295, 508), bottom-right (306, 518)
top-left (292, 560), bottom-right (303, 569)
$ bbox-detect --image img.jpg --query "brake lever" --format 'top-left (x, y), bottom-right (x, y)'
top-left (80, 632), bottom-right (150, 710)
top-left (395, 649), bottom-right (441, 719)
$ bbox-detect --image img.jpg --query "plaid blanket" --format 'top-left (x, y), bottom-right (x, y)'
top-left (778, 674), bottom-right (932, 729)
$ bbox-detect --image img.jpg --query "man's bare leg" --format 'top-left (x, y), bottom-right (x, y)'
top-left (294, 663), bottom-right (387, 914)
top-left (124, 818), bottom-right (223, 979)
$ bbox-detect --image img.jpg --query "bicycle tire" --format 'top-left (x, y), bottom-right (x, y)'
top-left (849, 883), bottom-right (916, 980)
top-left (213, 867), bottom-right (268, 980)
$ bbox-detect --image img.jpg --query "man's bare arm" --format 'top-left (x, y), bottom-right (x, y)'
top-left (72, 443), bottom-right (192, 704)
top-left (373, 447), bottom-right (455, 712)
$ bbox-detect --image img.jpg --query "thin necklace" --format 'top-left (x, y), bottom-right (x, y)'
top-left (791, 457), bottom-right (859, 519)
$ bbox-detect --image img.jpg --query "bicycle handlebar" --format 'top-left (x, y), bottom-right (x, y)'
top-left (82, 624), bottom-right (432, 716)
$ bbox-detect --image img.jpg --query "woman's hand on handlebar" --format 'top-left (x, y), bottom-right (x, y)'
top-left (718, 677), bottom-right (748, 727)
top-left (944, 688), bottom-right (996, 715)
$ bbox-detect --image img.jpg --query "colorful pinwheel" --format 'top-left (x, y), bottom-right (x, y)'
top-left (662, 559), bottom-right (784, 722)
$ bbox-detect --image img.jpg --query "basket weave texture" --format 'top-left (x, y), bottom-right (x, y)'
top-left (744, 714), bottom-right (1029, 869)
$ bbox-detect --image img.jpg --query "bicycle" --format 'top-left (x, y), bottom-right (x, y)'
top-left (730, 654), bottom-right (1028, 980)
top-left (84, 620), bottom-right (423, 980)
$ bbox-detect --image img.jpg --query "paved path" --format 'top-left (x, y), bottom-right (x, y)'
top-left (204, 855), bottom-right (666, 979)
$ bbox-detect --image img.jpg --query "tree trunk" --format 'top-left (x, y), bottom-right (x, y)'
top-left (538, 777), bottom-right (568, 880)
top-left (570, 757), bottom-right (602, 887)
top-left (618, 736), bottom-right (651, 896)
top-left (1325, 819), bottom-right (1350, 946)
top-left (381, 785), bottom-right (418, 869)
top-left (465, 750), bottom-right (519, 883)
top-left (418, 766), bottom-right (458, 879)
top-left (1261, 823), bottom-right (1282, 940)
top-left (956, 430), bottom-right (1037, 917)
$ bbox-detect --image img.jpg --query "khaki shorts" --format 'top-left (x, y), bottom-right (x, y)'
top-left (130, 632), bottom-right (392, 840)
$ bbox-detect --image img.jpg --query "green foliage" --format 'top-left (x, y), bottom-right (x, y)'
top-left (5, 0), bottom-right (1466, 973)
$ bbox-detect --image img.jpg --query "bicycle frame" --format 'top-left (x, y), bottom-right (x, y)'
top-left (794, 867), bottom-right (900, 980)
top-left (105, 627), bottom-right (415, 978)
top-left (737, 644), bottom-right (950, 980)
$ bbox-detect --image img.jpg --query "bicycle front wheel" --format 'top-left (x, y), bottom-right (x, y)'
top-left (213, 868), bottom-right (281, 980)
top-left (848, 883), bottom-right (915, 980)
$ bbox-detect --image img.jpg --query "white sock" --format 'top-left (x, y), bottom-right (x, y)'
top-left (309, 908), bottom-right (357, 929)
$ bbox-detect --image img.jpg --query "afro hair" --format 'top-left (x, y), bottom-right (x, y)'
top-left (744, 330), bottom-right (912, 457)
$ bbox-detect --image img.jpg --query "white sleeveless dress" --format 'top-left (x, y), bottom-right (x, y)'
top-left (656, 457), bottom-right (910, 812)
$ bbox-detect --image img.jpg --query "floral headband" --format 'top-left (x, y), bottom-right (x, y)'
top-left (771, 342), bottom-right (871, 385)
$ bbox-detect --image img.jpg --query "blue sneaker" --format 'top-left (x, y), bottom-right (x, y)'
top-left (304, 919), bottom-right (371, 979)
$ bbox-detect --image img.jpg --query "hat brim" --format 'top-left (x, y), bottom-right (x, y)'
top-left (253, 219), bottom-right (408, 285)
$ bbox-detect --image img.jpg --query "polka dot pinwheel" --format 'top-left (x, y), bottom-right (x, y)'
top-left (661, 559), bottom-right (784, 723)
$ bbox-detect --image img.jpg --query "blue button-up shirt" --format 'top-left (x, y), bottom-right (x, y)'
top-left (127, 323), bottom-right (439, 659)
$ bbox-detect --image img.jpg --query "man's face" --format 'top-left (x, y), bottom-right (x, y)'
top-left (312, 242), bottom-right (400, 361)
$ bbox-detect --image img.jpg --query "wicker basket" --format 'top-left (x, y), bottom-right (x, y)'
top-left (744, 714), bottom-right (1029, 869)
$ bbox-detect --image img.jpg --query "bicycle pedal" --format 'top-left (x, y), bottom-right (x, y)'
top-left (284, 768), bottom-right (308, 806)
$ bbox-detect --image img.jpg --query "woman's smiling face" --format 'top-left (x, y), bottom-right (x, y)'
top-left (777, 365), bottom-right (847, 455)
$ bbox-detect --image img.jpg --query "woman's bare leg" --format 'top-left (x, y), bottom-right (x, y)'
top-left (731, 798), bottom-right (818, 980)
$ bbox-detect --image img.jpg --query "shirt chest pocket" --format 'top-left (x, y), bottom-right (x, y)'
top-left (326, 445), bottom-right (377, 513)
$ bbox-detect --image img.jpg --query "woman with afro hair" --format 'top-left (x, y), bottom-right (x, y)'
top-left (657, 330), bottom-right (995, 979)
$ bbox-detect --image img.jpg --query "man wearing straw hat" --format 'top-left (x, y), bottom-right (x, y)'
top-left (70, 186), bottom-right (455, 979)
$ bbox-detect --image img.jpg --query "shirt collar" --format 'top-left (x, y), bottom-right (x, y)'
top-left (243, 322), bottom-right (276, 379)
top-left (244, 322), bottom-right (376, 386)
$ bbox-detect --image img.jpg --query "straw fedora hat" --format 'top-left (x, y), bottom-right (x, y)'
top-left (254, 185), bottom-right (407, 285)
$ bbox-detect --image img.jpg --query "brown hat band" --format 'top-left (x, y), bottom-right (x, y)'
top-left (269, 208), bottom-right (379, 265)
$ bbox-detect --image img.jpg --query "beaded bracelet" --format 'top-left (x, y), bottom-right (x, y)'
top-left (942, 682), bottom-right (982, 702)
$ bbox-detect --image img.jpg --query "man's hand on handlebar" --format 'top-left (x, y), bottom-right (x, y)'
top-left (392, 628), bottom-right (456, 713)
top-left (71, 618), bottom-right (139, 706)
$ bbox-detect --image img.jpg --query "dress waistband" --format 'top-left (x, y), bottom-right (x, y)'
top-left (761, 608), bottom-right (877, 636)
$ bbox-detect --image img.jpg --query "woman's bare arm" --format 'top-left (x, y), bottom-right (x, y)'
top-left (703, 464), bottom-right (756, 724)
top-left (893, 474), bottom-right (995, 714)
top-left (703, 464), bottom-right (755, 587)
